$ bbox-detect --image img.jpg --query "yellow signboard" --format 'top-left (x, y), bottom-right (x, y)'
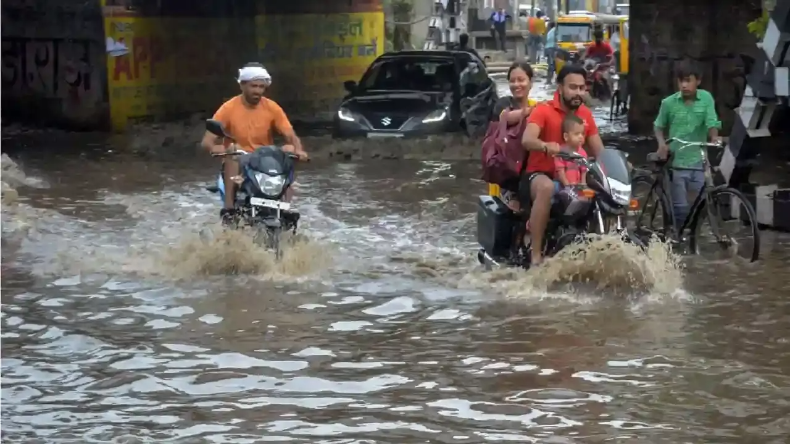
top-left (255, 12), bottom-right (384, 116)
top-left (102, 15), bottom-right (241, 131)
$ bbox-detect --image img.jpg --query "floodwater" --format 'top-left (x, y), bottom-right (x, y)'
top-left (3, 81), bottom-right (790, 443)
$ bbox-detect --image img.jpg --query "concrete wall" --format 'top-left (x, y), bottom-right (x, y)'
top-left (2, 0), bottom-right (385, 131)
top-left (102, 0), bottom-right (258, 130)
top-left (256, 0), bottom-right (385, 123)
top-left (1, 0), bottom-right (108, 129)
top-left (628, 0), bottom-right (763, 135)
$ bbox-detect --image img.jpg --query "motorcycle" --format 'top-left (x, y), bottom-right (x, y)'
top-left (583, 58), bottom-right (612, 102)
top-left (203, 119), bottom-right (301, 260)
top-left (477, 148), bottom-right (642, 269)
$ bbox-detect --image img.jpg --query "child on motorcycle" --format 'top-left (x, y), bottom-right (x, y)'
top-left (554, 114), bottom-right (588, 190)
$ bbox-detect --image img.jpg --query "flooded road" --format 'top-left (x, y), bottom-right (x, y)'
top-left (3, 85), bottom-right (790, 442)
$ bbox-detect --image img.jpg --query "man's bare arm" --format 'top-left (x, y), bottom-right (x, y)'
top-left (281, 129), bottom-right (305, 154)
top-left (708, 127), bottom-right (720, 142)
top-left (201, 131), bottom-right (226, 154)
top-left (654, 126), bottom-right (667, 147)
top-left (522, 122), bottom-right (546, 151)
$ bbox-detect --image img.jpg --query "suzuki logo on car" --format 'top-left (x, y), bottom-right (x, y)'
top-left (381, 117), bottom-right (391, 126)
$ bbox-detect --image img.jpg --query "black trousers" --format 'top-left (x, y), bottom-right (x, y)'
top-left (490, 24), bottom-right (506, 51)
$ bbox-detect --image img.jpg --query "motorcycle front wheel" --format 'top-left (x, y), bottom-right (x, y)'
top-left (254, 226), bottom-right (283, 260)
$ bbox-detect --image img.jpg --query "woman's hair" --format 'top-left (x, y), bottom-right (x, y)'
top-left (507, 61), bottom-right (534, 80)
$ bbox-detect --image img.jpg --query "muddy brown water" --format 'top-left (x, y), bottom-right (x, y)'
top-left (3, 87), bottom-right (790, 442)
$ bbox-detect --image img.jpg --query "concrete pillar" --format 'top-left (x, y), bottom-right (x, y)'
top-left (628, 0), bottom-right (760, 135)
top-left (1, 0), bottom-right (108, 129)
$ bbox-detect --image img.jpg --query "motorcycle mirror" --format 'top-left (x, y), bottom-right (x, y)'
top-left (206, 119), bottom-right (232, 139)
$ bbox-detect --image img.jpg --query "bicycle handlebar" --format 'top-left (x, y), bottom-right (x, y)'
top-left (666, 138), bottom-right (724, 149)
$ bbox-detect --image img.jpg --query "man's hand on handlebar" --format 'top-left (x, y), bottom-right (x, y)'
top-left (542, 142), bottom-right (561, 155)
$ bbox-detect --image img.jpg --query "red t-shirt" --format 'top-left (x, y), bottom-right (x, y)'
top-left (554, 146), bottom-right (588, 184)
top-left (586, 42), bottom-right (614, 60)
top-left (525, 91), bottom-right (598, 177)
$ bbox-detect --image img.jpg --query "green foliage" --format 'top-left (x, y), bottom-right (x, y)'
top-left (747, 10), bottom-right (770, 40)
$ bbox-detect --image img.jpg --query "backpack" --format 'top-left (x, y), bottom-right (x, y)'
top-left (481, 116), bottom-right (527, 185)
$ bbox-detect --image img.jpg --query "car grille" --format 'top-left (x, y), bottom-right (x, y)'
top-left (367, 114), bottom-right (408, 130)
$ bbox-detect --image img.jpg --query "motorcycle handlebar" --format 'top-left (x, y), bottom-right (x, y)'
top-left (556, 151), bottom-right (590, 165)
top-left (211, 150), bottom-right (248, 157)
top-left (211, 149), bottom-right (309, 161)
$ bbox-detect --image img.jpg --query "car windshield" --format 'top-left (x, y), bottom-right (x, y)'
top-left (595, 148), bottom-right (631, 184)
top-left (358, 58), bottom-right (456, 92)
top-left (556, 23), bottom-right (591, 42)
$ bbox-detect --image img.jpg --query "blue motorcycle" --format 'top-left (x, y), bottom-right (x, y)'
top-left (204, 119), bottom-right (301, 259)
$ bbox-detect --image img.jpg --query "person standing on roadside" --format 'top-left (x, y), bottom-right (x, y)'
top-left (654, 61), bottom-right (722, 231)
top-left (489, 7), bottom-right (510, 52)
top-left (544, 21), bottom-right (557, 82)
top-left (458, 33), bottom-right (482, 63)
top-left (527, 11), bottom-right (547, 64)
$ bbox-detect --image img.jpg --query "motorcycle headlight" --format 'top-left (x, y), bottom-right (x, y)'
top-left (422, 109), bottom-right (447, 123)
top-left (337, 107), bottom-right (357, 122)
top-left (607, 178), bottom-right (631, 205)
top-left (255, 173), bottom-right (285, 196)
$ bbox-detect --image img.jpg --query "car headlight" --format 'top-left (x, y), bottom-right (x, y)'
top-left (422, 109), bottom-right (447, 123)
top-left (337, 107), bottom-right (356, 122)
top-left (255, 173), bottom-right (285, 196)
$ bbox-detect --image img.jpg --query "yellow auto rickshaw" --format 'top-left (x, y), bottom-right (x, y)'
top-left (552, 12), bottom-right (622, 74)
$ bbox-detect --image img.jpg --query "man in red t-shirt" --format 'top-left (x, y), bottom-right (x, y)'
top-left (519, 63), bottom-right (605, 266)
top-left (584, 29), bottom-right (614, 66)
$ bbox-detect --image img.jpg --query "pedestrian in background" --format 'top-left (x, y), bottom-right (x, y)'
top-left (489, 7), bottom-right (510, 52)
top-left (544, 21), bottom-right (557, 82)
top-left (527, 11), bottom-right (546, 64)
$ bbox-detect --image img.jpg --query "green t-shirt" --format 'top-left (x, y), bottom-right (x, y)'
top-left (653, 90), bottom-right (721, 168)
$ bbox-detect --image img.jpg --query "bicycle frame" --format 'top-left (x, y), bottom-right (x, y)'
top-left (639, 139), bottom-right (726, 239)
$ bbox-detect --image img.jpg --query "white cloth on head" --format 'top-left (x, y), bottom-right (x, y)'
top-left (237, 66), bottom-right (272, 85)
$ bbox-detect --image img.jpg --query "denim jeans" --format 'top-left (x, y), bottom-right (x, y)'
top-left (527, 35), bottom-right (543, 64)
top-left (545, 47), bottom-right (556, 81)
top-left (669, 163), bottom-right (705, 229)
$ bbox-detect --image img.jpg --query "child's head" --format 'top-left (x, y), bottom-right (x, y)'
top-left (675, 61), bottom-right (702, 99)
top-left (562, 114), bottom-right (585, 149)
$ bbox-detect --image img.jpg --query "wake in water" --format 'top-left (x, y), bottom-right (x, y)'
top-left (159, 228), bottom-right (333, 279)
top-left (456, 234), bottom-right (684, 298)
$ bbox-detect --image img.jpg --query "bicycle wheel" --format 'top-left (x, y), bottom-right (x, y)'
top-left (688, 187), bottom-right (760, 262)
top-left (629, 175), bottom-right (672, 242)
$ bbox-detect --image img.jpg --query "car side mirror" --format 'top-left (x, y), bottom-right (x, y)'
top-left (343, 80), bottom-right (357, 93)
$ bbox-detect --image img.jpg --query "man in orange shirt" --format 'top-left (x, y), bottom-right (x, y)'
top-left (527, 11), bottom-right (546, 64)
top-left (201, 62), bottom-right (308, 224)
top-left (520, 64), bottom-right (605, 266)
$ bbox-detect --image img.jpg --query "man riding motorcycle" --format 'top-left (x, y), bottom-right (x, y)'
top-left (582, 29), bottom-right (614, 99)
top-left (201, 62), bottom-right (309, 225)
top-left (521, 64), bottom-right (606, 266)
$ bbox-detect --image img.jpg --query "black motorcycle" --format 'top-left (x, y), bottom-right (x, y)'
top-left (477, 148), bottom-right (642, 269)
top-left (204, 119), bottom-right (301, 259)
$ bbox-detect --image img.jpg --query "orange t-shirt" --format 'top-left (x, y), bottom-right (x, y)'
top-left (211, 95), bottom-right (293, 152)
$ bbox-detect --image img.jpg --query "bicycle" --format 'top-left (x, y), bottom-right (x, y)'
top-left (630, 138), bottom-right (760, 262)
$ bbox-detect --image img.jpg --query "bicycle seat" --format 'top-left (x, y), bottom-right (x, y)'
top-left (646, 152), bottom-right (668, 165)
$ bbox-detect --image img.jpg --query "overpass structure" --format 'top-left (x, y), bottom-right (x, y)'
top-left (1, 0), bottom-right (788, 226)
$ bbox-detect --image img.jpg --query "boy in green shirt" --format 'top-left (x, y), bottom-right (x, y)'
top-left (653, 62), bottom-right (722, 230)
